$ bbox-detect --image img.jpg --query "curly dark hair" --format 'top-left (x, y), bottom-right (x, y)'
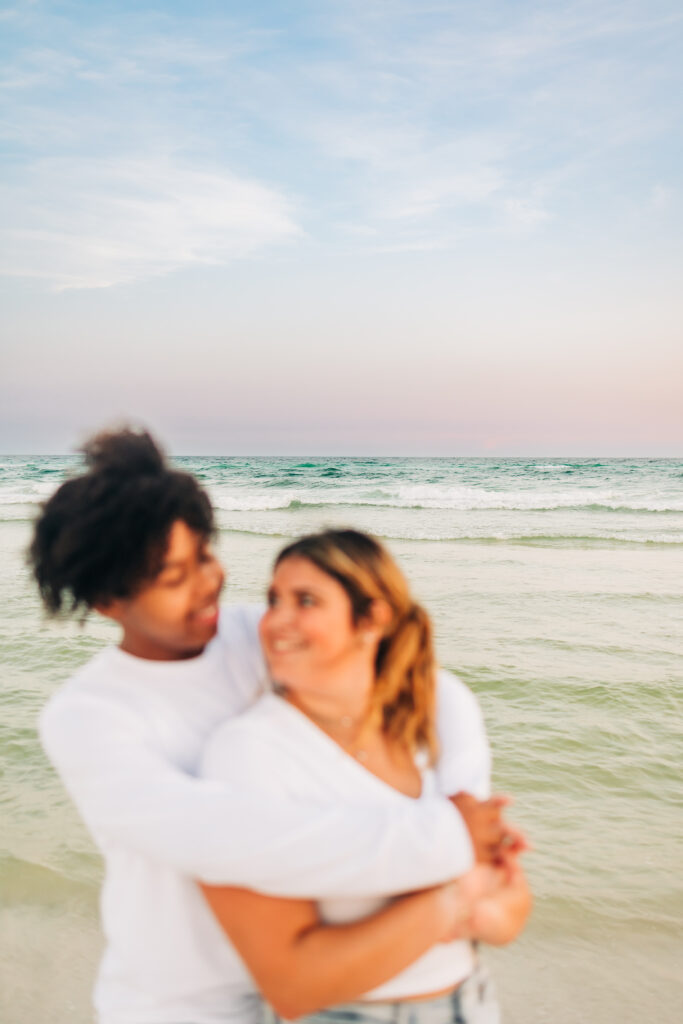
top-left (29, 427), bottom-right (215, 616)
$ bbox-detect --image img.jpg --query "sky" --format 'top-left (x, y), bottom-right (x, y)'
top-left (1, 0), bottom-right (682, 455)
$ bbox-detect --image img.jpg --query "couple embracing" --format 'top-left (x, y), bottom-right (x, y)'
top-left (34, 428), bottom-right (531, 1024)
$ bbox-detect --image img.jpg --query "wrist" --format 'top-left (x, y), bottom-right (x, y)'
top-left (431, 880), bottom-right (473, 943)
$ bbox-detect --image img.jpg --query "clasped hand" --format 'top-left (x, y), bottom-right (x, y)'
top-left (432, 793), bottom-right (532, 946)
top-left (450, 791), bottom-right (527, 867)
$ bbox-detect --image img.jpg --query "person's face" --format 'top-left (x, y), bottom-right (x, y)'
top-left (260, 555), bottom-right (372, 694)
top-left (99, 520), bottom-right (225, 661)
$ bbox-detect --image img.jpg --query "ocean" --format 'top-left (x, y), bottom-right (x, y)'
top-left (1, 455), bottom-right (681, 1023)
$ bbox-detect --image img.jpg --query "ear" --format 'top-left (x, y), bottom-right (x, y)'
top-left (93, 598), bottom-right (127, 625)
top-left (363, 598), bottom-right (393, 636)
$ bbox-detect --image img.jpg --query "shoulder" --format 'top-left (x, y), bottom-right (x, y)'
top-left (41, 647), bottom-right (128, 720)
top-left (434, 669), bottom-right (491, 799)
top-left (39, 650), bottom-right (146, 763)
top-left (40, 651), bottom-right (142, 726)
top-left (436, 669), bottom-right (486, 729)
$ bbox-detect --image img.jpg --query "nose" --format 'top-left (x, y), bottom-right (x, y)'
top-left (201, 556), bottom-right (225, 597)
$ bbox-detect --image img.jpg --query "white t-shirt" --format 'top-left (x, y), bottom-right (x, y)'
top-left (201, 674), bottom-right (491, 1002)
top-left (40, 606), bottom-right (478, 1024)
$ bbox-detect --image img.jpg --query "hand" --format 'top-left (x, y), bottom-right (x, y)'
top-left (432, 864), bottom-right (508, 943)
top-left (468, 858), bottom-right (531, 945)
top-left (438, 858), bottom-right (531, 943)
top-left (450, 792), bottom-right (511, 865)
top-left (494, 823), bottom-right (530, 869)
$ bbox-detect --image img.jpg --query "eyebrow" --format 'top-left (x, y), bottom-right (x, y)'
top-left (267, 584), bottom-right (320, 595)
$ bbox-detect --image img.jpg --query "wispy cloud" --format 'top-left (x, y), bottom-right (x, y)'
top-left (0, 157), bottom-right (301, 290)
top-left (1, 0), bottom-right (682, 278)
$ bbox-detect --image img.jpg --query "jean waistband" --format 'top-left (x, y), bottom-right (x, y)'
top-left (289, 988), bottom-right (463, 1024)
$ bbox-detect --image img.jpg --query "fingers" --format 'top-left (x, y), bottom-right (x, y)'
top-left (501, 824), bottom-right (529, 852)
top-left (492, 826), bottom-right (532, 874)
top-left (470, 807), bottom-right (505, 864)
top-left (450, 791), bottom-right (530, 867)
top-left (489, 793), bottom-right (513, 808)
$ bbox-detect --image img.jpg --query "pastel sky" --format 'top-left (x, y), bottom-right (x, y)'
top-left (2, 0), bottom-right (682, 454)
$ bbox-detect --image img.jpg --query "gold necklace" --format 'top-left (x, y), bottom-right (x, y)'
top-left (274, 684), bottom-right (371, 762)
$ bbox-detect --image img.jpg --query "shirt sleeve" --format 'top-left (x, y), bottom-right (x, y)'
top-left (434, 670), bottom-right (492, 800)
top-left (39, 688), bottom-right (474, 899)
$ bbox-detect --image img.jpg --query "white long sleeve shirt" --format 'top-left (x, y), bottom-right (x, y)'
top-left (201, 681), bottom-right (491, 1003)
top-left (40, 605), bottom-right (483, 1024)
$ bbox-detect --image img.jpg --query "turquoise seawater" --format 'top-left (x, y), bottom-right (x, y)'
top-left (1, 456), bottom-right (682, 1023)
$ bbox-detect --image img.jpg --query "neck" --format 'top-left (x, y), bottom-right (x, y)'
top-left (119, 631), bottom-right (204, 662)
top-left (279, 667), bottom-right (375, 729)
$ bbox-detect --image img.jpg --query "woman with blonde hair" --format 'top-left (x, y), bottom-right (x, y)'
top-left (201, 529), bottom-right (530, 1023)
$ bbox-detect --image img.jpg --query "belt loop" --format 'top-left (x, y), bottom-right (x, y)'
top-left (398, 1001), bottom-right (411, 1024)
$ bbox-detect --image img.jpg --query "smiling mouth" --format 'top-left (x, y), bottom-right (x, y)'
top-left (269, 638), bottom-right (305, 653)
top-left (193, 603), bottom-right (219, 626)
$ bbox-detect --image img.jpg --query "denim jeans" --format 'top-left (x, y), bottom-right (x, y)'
top-left (264, 961), bottom-right (500, 1024)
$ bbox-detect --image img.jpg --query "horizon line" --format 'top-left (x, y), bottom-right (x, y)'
top-left (1, 451), bottom-right (681, 460)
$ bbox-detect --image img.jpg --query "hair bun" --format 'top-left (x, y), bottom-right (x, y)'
top-left (82, 428), bottom-right (165, 477)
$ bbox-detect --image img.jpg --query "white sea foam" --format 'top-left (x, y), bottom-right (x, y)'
top-left (2, 459), bottom-right (682, 530)
top-left (4, 481), bottom-right (683, 520)
top-left (213, 522), bottom-right (683, 546)
top-left (206, 483), bottom-right (683, 514)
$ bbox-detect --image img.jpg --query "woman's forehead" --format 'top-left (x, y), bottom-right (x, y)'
top-left (272, 555), bottom-right (341, 590)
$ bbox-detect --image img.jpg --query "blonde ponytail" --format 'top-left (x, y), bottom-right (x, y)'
top-left (372, 601), bottom-right (438, 763)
